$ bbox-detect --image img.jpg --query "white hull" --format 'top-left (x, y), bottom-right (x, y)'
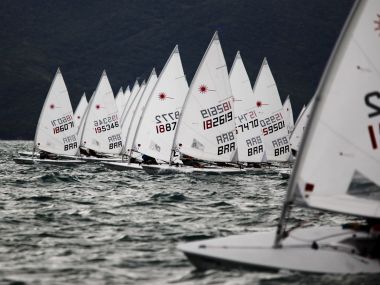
top-left (102, 161), bottom-right (143, 170)
top-left (14, 157), bottom-right (85, 166)
top-left (79, 156), bottom-right (123, 163)
top-left (142, 164), bottom-right (246, 175)
top-left (178, 226), bottom-right (380, 274)
top-left (18, 151), bottom-right (35, 157)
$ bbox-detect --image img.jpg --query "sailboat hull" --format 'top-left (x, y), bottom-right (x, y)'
top-left (102, 161), bottom-right (143, 170)
top-left (142, 164), bottom-right (246, 175)
top-left (13, 158), bottom-right (85, 166)
top-left (178, 226), bottom-right (380, 274)
top-left (79, 156), bottom-right (123, 163)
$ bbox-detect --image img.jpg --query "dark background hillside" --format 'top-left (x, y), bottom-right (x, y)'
top-left (0, 0), bottom-right (353, 139)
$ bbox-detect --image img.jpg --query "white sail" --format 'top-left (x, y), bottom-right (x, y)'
top-left (252, 58), bottom-right (283, 116)
top-left (121, 80), bottom-right (146, 142)
top-left (123, 69), bottom-right (158, 154)
top-left (174, 32), bottom-right (236, 162)
top-left (115, 87), bottom-right (126, 116)
top-left (80, 71), bottom-right (123, 154)
top-left (289, 97), bottom-right (315, 155)
top-left (123, 85), bottom-right (131, 100)
top-left (251, 60), bottom-right (290, 162)
top-left (296, 104), bottom-right (306, 124)
top-left (34, 68), bottom-right (78, 155)
top-left (135, 46), bottom-right (189, 162)
top-left (282, 95), bottom-right (294, 135)
top-left (229, 51), bottom-right (266, 163)
top-left (121, 80), bottom-right (139, 120)
top-left (289, 0), bottom-right (380, 218)
top-left (73, 93), bottom-right (88, 134)
top-left (76, 92), bottom-right (94, 147)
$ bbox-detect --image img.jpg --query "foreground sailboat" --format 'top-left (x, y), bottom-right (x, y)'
top-left (178, 0), bottom-right (380, 273)
top-left (14, 68), bottom-right (84, 165)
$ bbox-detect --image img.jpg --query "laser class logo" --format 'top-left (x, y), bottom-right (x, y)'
top-left (158, 92), bottom-right (167, 101)
top-left (199, 84), bottom-right (208, 94)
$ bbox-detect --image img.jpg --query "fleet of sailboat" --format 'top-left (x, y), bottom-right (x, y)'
top-left (13, 0), bottom-right (380, 273)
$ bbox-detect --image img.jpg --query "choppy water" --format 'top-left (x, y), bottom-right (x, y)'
top-left (0, 141), bottom-right (379, 285)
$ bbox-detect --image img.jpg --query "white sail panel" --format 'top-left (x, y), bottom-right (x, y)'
top-left (115, 87), bottom-right (126, 116)
top-left (80, 71), bottom-right (122, 154)
top-left (124, 70), bottom-right (158, 154)
top-left (290, 0), bottom-right (380, 218)
top-left (121, 80), bottom-right (139, 120)
top-left (34, 68), bottom-right (78, 155)
top-left (282, 95), bottom-right (294, 135)
top-left (252, 58), bottom-right (283, 116)
top-left (77, 92), bottom-right (94, 146)
top-left (229, 51), bottom-right (266, 162)
top-left (174, 32), bottom-right (236, 162)
top-left (135, 46), bottom-right (189, 162)
top-left (121, 81), bottom-right (146, 142)
top-left (74, 93), bottom-right (88, 134)
top-left (289, 97), bottom-right (314, 155)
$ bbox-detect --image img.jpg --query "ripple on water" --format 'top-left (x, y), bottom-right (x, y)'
top-left (0, 141), bottom-right (374, 285)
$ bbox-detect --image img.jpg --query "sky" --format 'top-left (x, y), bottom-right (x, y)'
top-left (0, 0), bottom-right (353, 139)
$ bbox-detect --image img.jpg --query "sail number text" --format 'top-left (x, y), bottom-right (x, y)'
top-left (51, 114), bottom-right (74, 134)
top-left (155, 111), bottom-right (180, 134)
top-left (94, 115), bottom-right (119, 134)
top-left (260, 112), bottom-right (285, 136)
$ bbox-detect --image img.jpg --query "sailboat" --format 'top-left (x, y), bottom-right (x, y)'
top-left (14, 68), bottom-right (84, 165)
top-left (145, 33), bottom-right (244, 174)
top-left (79, 71), bottom-right (123, 161)
top-left (115, 87), bottom-right (126, 116)
top-left (103, 70), bottom-right (158, 170)
top-left (178, 0), bottom-right (380, 273)
top-left (120, 80), bottom-right (140, 124)
top-left (289, 97), bottom-right (315, 157)
top-left (107, 46), bottom-right (189, 172)
top-left (229, 51), bottom-right (266, 168)
top-left (252, 58), bottom-right (291, 163)
top-left (73, 93), bottom-right (88, 134)
top-left (282, 95), bottom-right (294, 136)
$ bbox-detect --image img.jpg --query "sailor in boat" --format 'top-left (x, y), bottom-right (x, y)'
top-left (181, 154), bottom-right (204, 168)
top-left (141, 154), bottom-right (158, 165)
top-left (79, 147), bottom-right (104, 158)
top-left (39, 150), bottom-right (58, 160)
